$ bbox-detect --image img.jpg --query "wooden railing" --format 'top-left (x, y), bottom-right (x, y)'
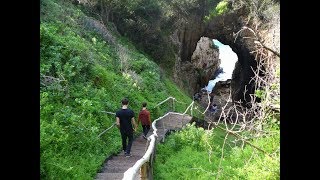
top-left (97, 97), bottom-right (186, 138)
top-left (122, 112), bottom-right (191, 180)
top-left (96, 96), bottom-right (197, 180)
top-left (122, 97), bottom-right (195, 180)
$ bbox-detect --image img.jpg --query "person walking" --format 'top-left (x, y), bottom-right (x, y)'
top-left (138, 102), bottom-right (151, 140)
top-left (209, 103), bottom-right (217, 113)
top-left (115, 98), bottom-right (137, 157)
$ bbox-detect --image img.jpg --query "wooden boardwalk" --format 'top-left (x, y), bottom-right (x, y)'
top-left (95, 113), bottom-right (192, 180)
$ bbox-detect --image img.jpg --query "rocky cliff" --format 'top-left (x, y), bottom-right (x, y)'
top-left (173, 36), bottom-right (220, 95)
top-left (172, 1), bottom-right (279, 107)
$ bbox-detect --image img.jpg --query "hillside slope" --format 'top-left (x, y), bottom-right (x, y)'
top-left (40, 0), bottom-right (193, 179)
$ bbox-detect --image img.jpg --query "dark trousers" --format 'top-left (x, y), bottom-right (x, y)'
top-left (120, 130), bottom-right (133, 154)
top-left (142, 125), bottom-right (150, 136)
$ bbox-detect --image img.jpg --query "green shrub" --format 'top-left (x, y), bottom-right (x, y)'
top-left (204, 0), bottom-right (229, 22)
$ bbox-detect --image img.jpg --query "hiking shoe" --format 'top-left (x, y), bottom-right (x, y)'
top-left (125, 153), bottom-right (132, 157)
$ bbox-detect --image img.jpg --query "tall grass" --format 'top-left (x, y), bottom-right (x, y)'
top-left (154, 123), bottom-right (280, 179)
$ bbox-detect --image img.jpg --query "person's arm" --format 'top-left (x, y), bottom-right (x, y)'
top-left (132, 117), bottom-right (137, 131)
top-left (148, 111), bottom-right (151, 124)
top-left (116, 117), bottom-right (120, 128)
top-left (137, 112), bottom-right (141, 126)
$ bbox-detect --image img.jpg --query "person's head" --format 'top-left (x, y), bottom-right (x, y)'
top-left (121, 98), bottom-right (129, 105)
top-left (213, 104), bottom-right (217, 107)
top-left (142, 102), bottom-right (147, 108)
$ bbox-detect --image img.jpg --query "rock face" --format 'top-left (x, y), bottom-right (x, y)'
top-left (191, 37), bottom-right (220, 90)
top-left (172, 15), bottom-right (205, 96)
top-left (191, 37), bottom-right (219, 69)
top-left (173, 36), bottom-right (220, 95)
top-left (172, 2), bottom-right (279, 108)
top-left (200, 82), bottom-right (232, 122)
top-left (172, 6), bottom-right (258, 106)
top-left (203, 8), bottom-right (258, 105)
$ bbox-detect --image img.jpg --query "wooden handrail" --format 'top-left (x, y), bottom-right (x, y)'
top-left (98, 96), bottom-right (193, 179)
top-left (97, 111), bottom-right (116, 138)
top-left (98, 96), bottom-right (190, 138)
top-left (122, 107), bottom-right (193, 180)
top-left (122, 112), bottom-right (171, 180)
top-left (122, 135), bottom-right (156, 180)
top-left (152, 96), bottom-right (175, 109)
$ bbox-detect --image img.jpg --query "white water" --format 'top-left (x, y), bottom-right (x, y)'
top-left (203, 39), bottom-right (238, 93)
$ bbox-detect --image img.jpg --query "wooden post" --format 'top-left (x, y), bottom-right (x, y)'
top-left (148, 147), bottom-right (156, 180)
top-left (172, 98), bottom-right (175, 112)
top-left (162, 118), bottom-right (165, 142)
top-left (181, 115), bottom-right (184, 128)
top-left (145, 139), bottom-right (150, 151)
top-left (148, 162), bottom-right (153, 180)
top-left (140, 163), bottom-right (148, 180)
top-left (140, 139), bottom-right (151, 180)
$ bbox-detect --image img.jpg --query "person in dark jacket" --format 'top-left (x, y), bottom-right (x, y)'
top-left (209, 103), bottom-right (217, 113)
top-left (115, 98), bottom-right (137, 157)
top-left (193, 92), bottom-right (202, 101)
top-left (138, 102), bottom-right (151, 139)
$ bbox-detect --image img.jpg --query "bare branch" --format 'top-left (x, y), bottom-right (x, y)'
top-left (202, 93), bottom-right (211, 115)
top-left (190, 167), bottom-right (216, 176)
top-left (216, 125), bottom-right (274, 159)
top-left (101, 111), bottom-right (116, 115)
top-left (216, 132), bottom-right (229, 180)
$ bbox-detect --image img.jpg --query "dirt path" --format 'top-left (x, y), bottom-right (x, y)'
top-left (95, 113), bottom-right (192, 180)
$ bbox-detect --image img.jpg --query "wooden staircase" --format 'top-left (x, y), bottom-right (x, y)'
top-left (95, 113), bottom-right (192, 180)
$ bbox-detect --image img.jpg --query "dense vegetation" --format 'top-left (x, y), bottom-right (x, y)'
top-left (154, 122), bottom-right (279, 179)
top-left (85, 0), bottom-right (223, 74)
top-left (204, 0), bottom-right (229, 22)
top-left (40, 0), bottom-right (193, 179)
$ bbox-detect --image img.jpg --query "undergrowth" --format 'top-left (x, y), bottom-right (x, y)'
top-left (154, 122), bottom-right (279, 179)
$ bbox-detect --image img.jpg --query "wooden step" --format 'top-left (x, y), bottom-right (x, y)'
top-left (95, 172), bottom-right (124, 180)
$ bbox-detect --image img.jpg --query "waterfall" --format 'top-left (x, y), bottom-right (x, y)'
top-left (202, 39), bottom-right (238, 93)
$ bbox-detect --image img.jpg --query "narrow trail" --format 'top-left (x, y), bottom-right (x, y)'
top-left (95, 113), bottom-right (192, 180)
